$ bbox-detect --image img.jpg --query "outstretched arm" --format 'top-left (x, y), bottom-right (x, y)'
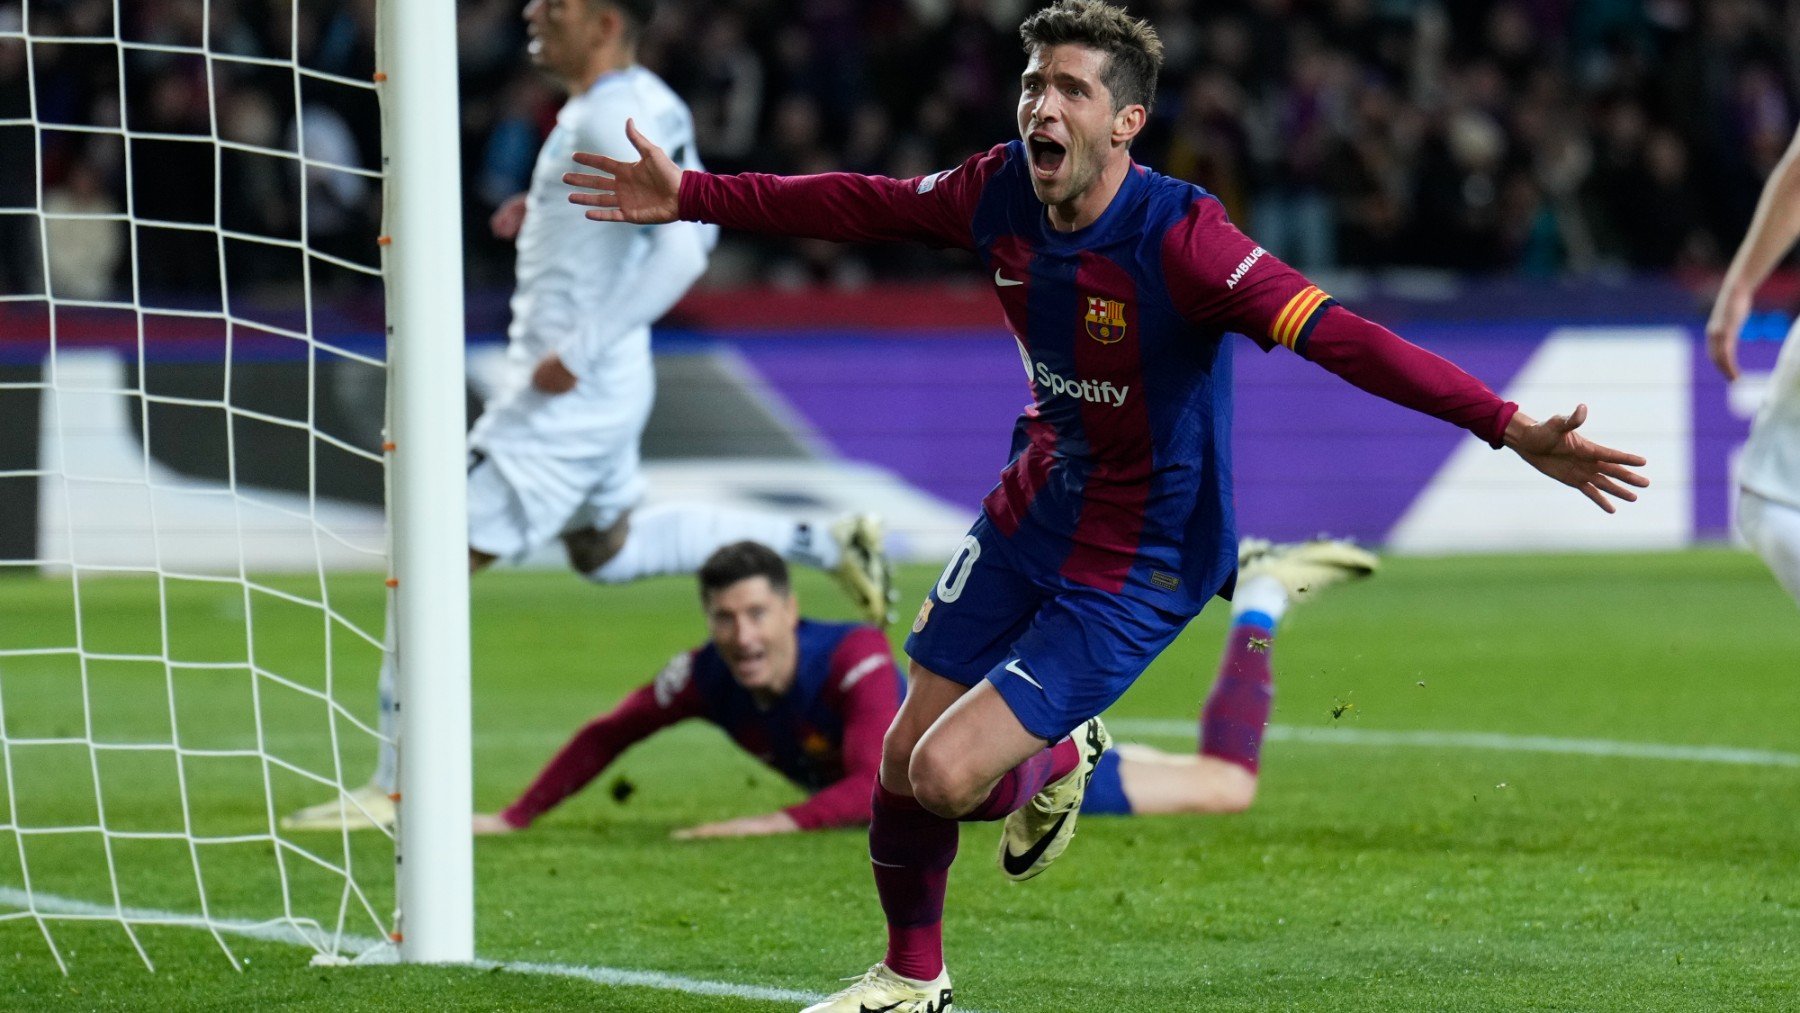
top-left (1706, 123), bottom-right (1800, 381)
top-left (1163, 197), bottom-right (1647, 511)
top-left (564, 120), bottom-right (1001, 249)
top-left (479, 656), bottom-right (702, 833)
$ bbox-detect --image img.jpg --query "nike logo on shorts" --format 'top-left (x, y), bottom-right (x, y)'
top-left (994, 269), bottom-right (1023, 287)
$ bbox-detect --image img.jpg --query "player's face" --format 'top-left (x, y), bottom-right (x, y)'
top-left (522, 0), bottom-right (604, 82)
top-left (1017, 44), bottom-right (1131, 208)
top-left (704, 577), bottom-right (801, 694)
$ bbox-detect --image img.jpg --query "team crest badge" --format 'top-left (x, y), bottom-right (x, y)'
top-left (1085, 295), bottom-right (1127, 344)
top-left (911, 598), bottom-right (934, 634)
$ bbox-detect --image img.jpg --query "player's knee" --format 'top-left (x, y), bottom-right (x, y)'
top-left (879, 727), bottom-right (919, 792)
top-left (907, 746), bottom-right (979, 818)
top-left (1195, 762), bottom-right (1258, 814)
top-left (563, 518), bottom-right (629, 576)
top-left (1212, 775), bottom-right (1258, 814)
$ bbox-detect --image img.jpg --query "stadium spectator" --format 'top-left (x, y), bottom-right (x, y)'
top-left (10, 0), bottom-right (1799, 288)
top-left (1705, 118), bottom-right (1800, 613)
top-left (567, 3), bottom-right (1648, 1008)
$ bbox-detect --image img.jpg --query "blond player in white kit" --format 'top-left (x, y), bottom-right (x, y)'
top-left (1706, 120), bottom-right (1800, 610)
top-left (284, 0), bottom-right (888, 831)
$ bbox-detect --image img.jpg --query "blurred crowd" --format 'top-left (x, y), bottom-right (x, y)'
top-left (4, 0), bottom-right (1799, 301)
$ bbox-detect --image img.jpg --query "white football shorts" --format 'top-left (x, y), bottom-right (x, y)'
top-left (466, 442), bottom-right (646, 562)
top-left (1738, 488), bottom-right (1800, 608)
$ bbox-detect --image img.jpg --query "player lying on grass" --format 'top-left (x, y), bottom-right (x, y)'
top-left (470, 537), bottom-right (1374, 837)
top-left (1705, 117), bottom-right (1800, 612)
top-left (475, 541), bottom-right (902, 839)
top-left (282, 0), bottom-right (891, 833)
top-left (565, 3), bottom-right (1648, 1007)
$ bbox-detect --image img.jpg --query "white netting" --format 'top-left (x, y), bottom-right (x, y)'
top-left (0, 0), bottom-right (398, 972)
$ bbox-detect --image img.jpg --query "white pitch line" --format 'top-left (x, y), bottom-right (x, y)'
top-left (0, 887), bottom-right (835, 1007)
top-left (1108, 719), bottom-right (1800, 768)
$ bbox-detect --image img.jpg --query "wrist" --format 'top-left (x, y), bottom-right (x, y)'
top-left (1501, 409), bottom-right (1536, 450)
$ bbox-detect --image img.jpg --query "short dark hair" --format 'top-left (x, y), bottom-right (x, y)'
top-left (1019, 0), bottom-right (1164, 112)
top-left (698, 541), bottom-right (791, 601)
top-left (597, 0), bottom-right (652, 39)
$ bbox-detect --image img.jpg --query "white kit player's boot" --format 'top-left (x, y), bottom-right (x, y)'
top-left (280, 781), bottom-right (395, 832)
top-left (997, 716), bottom-right (1111, 882)
top-left (830, 513), bottom-right (897, 626)
top-left (1238, 536), bottom-right (1378, 601)
top-left (800, 962), bottom-right (953, 1013)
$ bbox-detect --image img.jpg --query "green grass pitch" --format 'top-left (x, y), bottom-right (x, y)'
top-left (1, 550), bottom-right (1797, 1010)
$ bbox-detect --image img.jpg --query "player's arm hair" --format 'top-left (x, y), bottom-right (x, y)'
top-left (1719, 124), bottom-right (1800, 302)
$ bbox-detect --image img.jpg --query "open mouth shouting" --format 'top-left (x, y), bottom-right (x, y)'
top-left (1028, 131), bottom-right (1067, 180)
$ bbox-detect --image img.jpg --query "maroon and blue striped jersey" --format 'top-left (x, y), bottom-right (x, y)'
top-left (682, 142), bottom-right (1514, 613)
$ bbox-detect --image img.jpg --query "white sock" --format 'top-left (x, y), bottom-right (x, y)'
top-left (1230, 573), bottom-right (1290, 627)
top-left (586, 503), bottom-right (837, 584)
top-left (373, 594), bottom-right (398, 793)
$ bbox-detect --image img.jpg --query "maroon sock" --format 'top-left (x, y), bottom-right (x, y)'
top-left (1199, 621), bottom-right (1276, 773)
top-left (870, 783), bottom-right (957, 981)
top-left (959, 736), bottom-right (1079, 822)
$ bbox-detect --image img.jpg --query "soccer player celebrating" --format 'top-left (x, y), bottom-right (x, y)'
top-left (474, 541), bottom-right (901, 839)
top-left (283, 0), bottom-right (889, 833)
top-left (566, 2), bottom-right (1648, 1007)
top-left (1705, 119), bottom-right (1800, 612)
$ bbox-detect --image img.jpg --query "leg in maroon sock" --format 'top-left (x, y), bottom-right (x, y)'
top-left (870, 783), bottom-right (957, 981)
top-left (1200, 620), bottom-right (1276, 773)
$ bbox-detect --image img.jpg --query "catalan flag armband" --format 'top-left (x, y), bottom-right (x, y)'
top-left (1269, 284), bottom-right (1337, 355)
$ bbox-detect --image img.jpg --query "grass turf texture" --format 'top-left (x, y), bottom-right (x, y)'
top-left (0, 550), bottom-right (1796, 1010)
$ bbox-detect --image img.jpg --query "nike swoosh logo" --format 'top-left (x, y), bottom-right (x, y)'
top-left (994, 268), bottom-right (1023, 287)
top-left (1001, 809), bottom-right (1068, 877)
top-left (1003, 659), bottom-right (1043, 690)
top-left (859, 1003), bottom-right (904, 1013)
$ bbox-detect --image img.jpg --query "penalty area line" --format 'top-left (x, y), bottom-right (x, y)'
top-left (1108, 719), bottom-right (1800, 768)
top-left (0, 886), bottom-right (913, 1008)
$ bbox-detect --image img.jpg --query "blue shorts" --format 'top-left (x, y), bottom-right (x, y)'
top-left (902, 514), bottom-right (1193, 741)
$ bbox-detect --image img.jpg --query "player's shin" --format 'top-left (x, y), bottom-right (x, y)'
top-left (869, 783), bottom-right (957, 982)
top-left (1199, 587), bottom-right (1281, 773)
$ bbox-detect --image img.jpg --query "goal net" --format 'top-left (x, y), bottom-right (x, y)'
top-left (0, 0), bottom-right (469, 971)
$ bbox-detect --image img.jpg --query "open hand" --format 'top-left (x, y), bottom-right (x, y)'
top-left (671, 812), bottom-right (800, 840)
top-left (1504, 404), bottom-right (1649, 513)
top-left (564, 118), bottom-right (682, 225)
top-left (472, 813), bottom-right (519, 836)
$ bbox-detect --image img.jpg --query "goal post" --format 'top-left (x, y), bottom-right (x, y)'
top-left (0, 0), bottom-right (472, 971)
top-left (379, 0), bottom-right (473, 965)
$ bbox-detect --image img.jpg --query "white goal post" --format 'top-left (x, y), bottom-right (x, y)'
top-left (379, 0), bottom-right (473, 965)
top-left (0, 0), bottom-right (471, 969)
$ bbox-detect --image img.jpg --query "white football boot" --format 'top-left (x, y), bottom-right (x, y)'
top-left (997, 716), bottom-right (1112, 882)
top-left (800, 962), bottom-right (953, 1013)
top-left (830, 513), bottom-right (896, 626)
top-left (1239, 536), bottom-right (1377, 601)
top-left (280, 782), bottom-right (395, 832)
